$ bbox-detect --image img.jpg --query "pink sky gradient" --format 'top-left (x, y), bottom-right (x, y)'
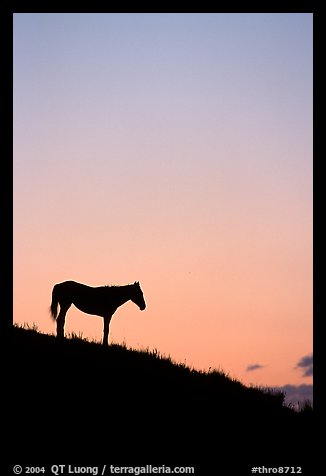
top-left (13, 13), bottom-right (312, 391)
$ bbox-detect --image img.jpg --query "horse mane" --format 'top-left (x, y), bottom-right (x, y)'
top-left (104, 283), bottom-right (135, 288)
top-left (102, 284), bottom-right (130, 291)
top-left (104, 284), bottom-right (124, 288)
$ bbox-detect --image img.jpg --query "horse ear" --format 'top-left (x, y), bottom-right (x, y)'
top-left (134, 281), bottom-right (139, 285)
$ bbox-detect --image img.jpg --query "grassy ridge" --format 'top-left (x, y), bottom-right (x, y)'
top-left (3, 326), bottom-right (313, 470)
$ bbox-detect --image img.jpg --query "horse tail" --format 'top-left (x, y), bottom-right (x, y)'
top-left (50, 285), bottom-right (59, 320)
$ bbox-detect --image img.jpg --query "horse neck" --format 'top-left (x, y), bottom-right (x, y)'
top-left (113, 285), bottom-right (133, 306)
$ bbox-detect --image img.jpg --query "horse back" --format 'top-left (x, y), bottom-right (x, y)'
top-left (56, 281), bottom-right (113, 317)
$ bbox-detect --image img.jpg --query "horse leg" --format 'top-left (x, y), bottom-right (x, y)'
top-left (56, 303), bottom-right (70, 339)
top-left (102, 316), bottom-right (111, 345)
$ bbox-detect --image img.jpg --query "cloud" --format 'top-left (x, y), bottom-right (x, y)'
top-left (274, 384), bottom-right (313, 409)
top-left (246, 363), bottom-right (265, 372)
top-left (295, 354), bottom-right (313, 377)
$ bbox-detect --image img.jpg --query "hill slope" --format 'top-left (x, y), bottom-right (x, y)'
top-left (2, 327), bottom-right (313, 472)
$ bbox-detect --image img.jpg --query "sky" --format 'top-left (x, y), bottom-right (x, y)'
top-left (13, 13), bottom-right (313, 405)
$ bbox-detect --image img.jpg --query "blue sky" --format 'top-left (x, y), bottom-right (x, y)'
top-left (13, 14), bottom-right (313, 405)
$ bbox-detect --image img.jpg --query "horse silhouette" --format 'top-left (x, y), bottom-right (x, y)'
top-left (50, 280), bottom-right (146, 345)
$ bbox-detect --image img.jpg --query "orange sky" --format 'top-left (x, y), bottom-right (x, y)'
top-left (13, 13), bottom-right (312, 394)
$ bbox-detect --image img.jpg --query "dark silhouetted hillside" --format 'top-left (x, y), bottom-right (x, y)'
top-left (2, 327), bottom-right (313, 473)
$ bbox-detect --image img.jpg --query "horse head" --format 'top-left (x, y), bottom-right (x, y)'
top-left (131, 281), bottom-right (146, 311)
